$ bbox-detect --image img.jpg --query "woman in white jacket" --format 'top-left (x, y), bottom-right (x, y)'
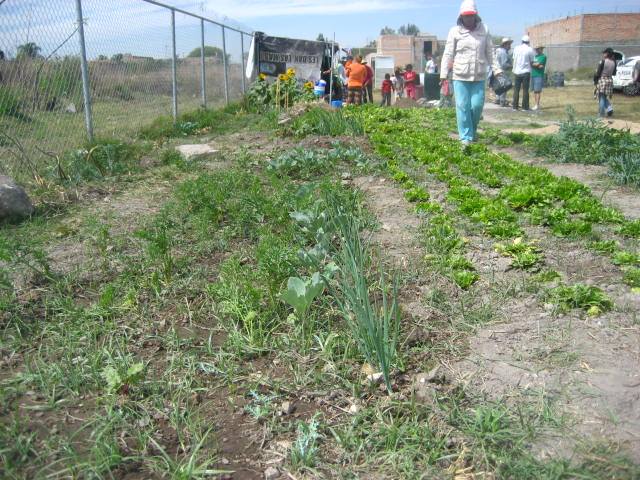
top-left (441, 0), bottom-right (502, 146)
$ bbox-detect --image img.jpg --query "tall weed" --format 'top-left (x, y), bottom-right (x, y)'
top-left (328, 198), bottom-right (400, 392)
top-left (290, 108), bottom-right (364, 137)
top-left (534, 119), bottom-right (640, 166)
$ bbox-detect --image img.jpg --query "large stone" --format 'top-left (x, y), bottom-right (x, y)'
top-left (0, 176), bottom-right (34, 222)
top-left (175, 144), bottom-right (218, 160)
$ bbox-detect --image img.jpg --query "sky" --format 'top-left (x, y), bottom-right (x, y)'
top-left (2, 0), bottom-right (640, 60)
top-left (202, 0), bottom-right (640, 46)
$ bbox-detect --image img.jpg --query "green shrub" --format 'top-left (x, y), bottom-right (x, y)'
top-left (534, 119), bottom-right (640, 166)
top-left (623, 268), bottom-right (640, 288)
top-left (62, 139), bottom-right (139, 182)
top-left (608, 153), bottom-right (640, 189)
top-left (291, 108), bottom-right (364, 137)
top-left (546, 283), bottom-right (613, 315)
top-left (37, 56), bottom-right (83, 111)
top-left (0, 86), bottom-right (28, 119)
top-left (268, 148), bottom-right (335, 179)
top-left (160, 148), bottom-right (185, 167)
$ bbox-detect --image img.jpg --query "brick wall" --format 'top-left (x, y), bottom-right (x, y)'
top-left (582, 13), bottom-right (640, 42)
top-left (528, 14), bottom-right (640, 71)
top-left (528, 16), bottom-right (582, 47)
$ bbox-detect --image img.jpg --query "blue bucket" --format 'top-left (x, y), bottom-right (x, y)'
top-left (331, 100), bottom-right (343, 109)
top-left (314, 79), bottom-right (327, 96)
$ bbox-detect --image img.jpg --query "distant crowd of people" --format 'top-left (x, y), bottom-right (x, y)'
top-left (438, 0), bottom-right (633, 146)
top-left (334, 56), bottom-right (424, 106)
top-left (319, 0), bottom-right (639, 147)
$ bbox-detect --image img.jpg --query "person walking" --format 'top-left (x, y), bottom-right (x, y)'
top-left (531, 45), bottom-right (547, 111)
top-left (362, 61), bottom-right (374, 103)
top-left (440, 0), bottom-right (502, 146)
top-left (394, 67), bottom-right (405, 98)
top-left (594, 47), bottom-right (617, 117)
top-left (425, 54), bottom-right (437, 74)
top-left (345, 55), bottom-right (367, 105)
top-left (404, 64), bottom-right (418, 99)
top-left (512, 35), bottom-right (535, 110)
top-left (495, 38), bottom-right (513, 106)
top-left (380, 73), bottom-right (395, 106)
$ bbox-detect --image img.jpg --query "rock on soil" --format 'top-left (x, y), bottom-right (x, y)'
top-left (175, 143), bottom-right (219, 160)
top-left (0, 176), bottom-right (34, 222)
top-left (264, 466), bottom-right (280, 480)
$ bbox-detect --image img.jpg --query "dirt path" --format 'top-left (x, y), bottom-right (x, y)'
top-left (481, 102), bottom-right (640, 135)
top-left (354, 176), bottom-right (422, 264)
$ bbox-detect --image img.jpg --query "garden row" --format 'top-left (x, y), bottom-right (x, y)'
top-left (350, 107), bottom-right (639, 313)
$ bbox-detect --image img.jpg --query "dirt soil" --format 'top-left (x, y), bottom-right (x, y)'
top-left (482, 102), bottom-right (640, 135)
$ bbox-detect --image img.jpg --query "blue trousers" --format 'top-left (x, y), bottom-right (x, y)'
top-left (598, 93), bottom-right (610, 117)
top-left (453, 80), bottom-right (485, 142)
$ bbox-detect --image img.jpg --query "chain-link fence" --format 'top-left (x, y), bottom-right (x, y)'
top-left (0, 0), bottom-right (253, 182)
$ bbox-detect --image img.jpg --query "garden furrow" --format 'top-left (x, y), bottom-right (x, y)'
top-left (358, 106), bottom-right (640, 462)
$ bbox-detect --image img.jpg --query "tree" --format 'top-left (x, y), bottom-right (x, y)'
top-left (111, 53), bottom-right (124, 62)
top-left (97, 54), bottom-right (107, 61)
top-left (16, 42), bottom-right (41, 59)
top-left (365, 39), bottom-right (377, 48)
top-left (380, 26), bottom-right (396, 35)
top-left (398, 23), bottom-right (420, 36)
top-left (316, 33), bottom-right (326, 42)
top-left (187, 46), bottom-right (229, 63)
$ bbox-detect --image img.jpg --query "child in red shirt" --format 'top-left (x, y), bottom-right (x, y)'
top-left (380, 73), bottom-right (395, 106)
top-left (404, 64), bottom-right (418, 100)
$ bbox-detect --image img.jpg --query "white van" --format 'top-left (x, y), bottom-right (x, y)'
top-left (613, 56), bottom-right (640, 94)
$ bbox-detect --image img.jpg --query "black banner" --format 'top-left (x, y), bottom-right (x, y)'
top-left (257, 35), bottom-right (325, 82)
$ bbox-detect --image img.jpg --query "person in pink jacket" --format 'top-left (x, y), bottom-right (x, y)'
top-left (441, 0), bottom-right (503, 146)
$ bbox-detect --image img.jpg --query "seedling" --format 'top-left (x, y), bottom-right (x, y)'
top-left (290, 416), bottom-right (321, 470)
top-left (101, 362), bottom-right (145, 395)
top-left (495, 238), bottom-right (543, 270)
top-left (404, 187), bottom-right (429, 203)
top-left (623, 268), bottom-right (640, 288)
top-left (546, 284), bottom-right (613, 315)
top-left (612, 251), bottom-right (640, 267)
top-left (281, 272), bottom-right (325, 318)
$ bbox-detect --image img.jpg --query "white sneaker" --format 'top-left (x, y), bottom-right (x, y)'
top-left (532, 105), bottom-right (539, 111)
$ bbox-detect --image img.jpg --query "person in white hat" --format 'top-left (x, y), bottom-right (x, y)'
top-left (512, 34), bottom-right (535, 110)
top-left (495, 38), bottom-right (513, 106)
top-left (440, 0), bottom-right (503, 146)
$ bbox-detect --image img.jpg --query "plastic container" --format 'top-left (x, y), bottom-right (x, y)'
top-left (331, 100), bottom-right (343, 109)
top-left (553, 72), bottom-right (565, 87)
top-left (314, 79), bottom-right (327, 96)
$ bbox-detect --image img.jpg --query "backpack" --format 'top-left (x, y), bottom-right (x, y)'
top-left (490, 73), bottom-right (512, 95)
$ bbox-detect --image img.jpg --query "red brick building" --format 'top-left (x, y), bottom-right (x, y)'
top-left (528, 13), bottom-right (640, 71)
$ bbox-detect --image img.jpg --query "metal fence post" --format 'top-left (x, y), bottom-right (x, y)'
top-left (222, 26), bottom-right (229, 105)
top-left (240, 33), bottom-right (246, 95)
top-left (200, 19), bottom-right (206, 108)
top-left (171, 8), bottom-right (178, 121)
top-left (75, 0), bottom-right (93, 142)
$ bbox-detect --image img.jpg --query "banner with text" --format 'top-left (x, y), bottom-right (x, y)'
top-left (257, 35), bottom-right (325, 82)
